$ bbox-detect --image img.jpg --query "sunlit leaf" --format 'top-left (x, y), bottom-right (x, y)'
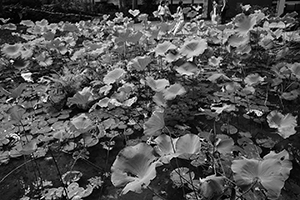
top-left (231, 150), bottom-right (292, 199)
top-left (267, 111), bottom-right (297, 139)
top-left (62, 170), bottom-right (83, 185)
top-left (234, 13), bottom-right (256, 35)
top-left (207, 73), bottom-right (230, 83)
top-left (154, 41), bottom-right (177, 57)
top-left (154, 134), bottom-right (178, 163)
top-left (146, 77), bottom-right (170, 92)
top-left (175, 134), bottom-right (202, 159)
top-left (111, 143), bottom-right (161, 194)
top-left (180, 38), bottom-right (207, 58)
top-left (211, 104), bottom-right (236, 114)
top-left (200, 175), bottom-right (226, 199)
top-left (70, 113), bottom-right (93, 133)
top-left (208, 56), bottom-right (223, 67)
top-left (163, 83), bottom-right (186, 100)
top-left (153, 92), bottom-right (167, 107)
top-left (2, 23), bottom-right (17, 30)
top-left (244, 73), bottom-right (265, 86)
top-left (21, 72), bottom-right (33, 82)
top-left (281, 89), bottom-right (300, 100)
top-left (215, 134), bottom-right (234, 155)
top-left (20, 140), bottom-right (37, 155)
top-left (175, 62), bottom-right (200, 76)
top-left (128, 9), bottom-right (140, 17)
top-left (103, 68), bottom-right (126, 85)
top-left (144, 107), bottom-right (165, 136)
top-left (1, 43), bottom-right (22, 58)
top-left (129, 55), bottom-right (152, 71)
top-left (20, 20), bottom-right (35, 27)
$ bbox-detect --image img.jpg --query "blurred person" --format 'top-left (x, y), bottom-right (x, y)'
top-left (171, 0), bottom-right (185, 35)
top-left (165, 1), bottom-right (172, 21)
top-left (157, 1), bottom-right (167, 22)
top-left (211, 0), bottom-right (220, 24)
top-left (220, 0), bottom-right (229, 24)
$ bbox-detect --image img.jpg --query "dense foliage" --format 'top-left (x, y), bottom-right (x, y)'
top-left (0, 7), bottom-right (300, 200)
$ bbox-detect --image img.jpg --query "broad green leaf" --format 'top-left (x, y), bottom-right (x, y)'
top-left (111, 143), bottom-right (161, 194)
top-left (175, 134), bottom-right (202, 159)
top-left (154, 134), bottom-right (178, 163)
top-left (154, 41), bottom-right (176, 57)
top-left (281, 89), bottom-right (300, 100)
top-left (180, 38), bottom-right (207, 58)
top-left (1, 43), bottom-right (22, 58)
top-left (153, 92), bottom-right (167, 107)
top-left (232, 150), bottom-right (292, 199)
top-left (267, 111), bottom-right (297, 138)
top-left (200, 175), bottom-right (226, 199)
top-left (233, 13), bottom-right (256, 35)
top-left (146, 77), bottom-right (170, 92)
top-left (244, 73), bottom-right (265, 86)
top-left (103, 68), bottom-right (126, 85)
top-left (70, 113), bottom-right (93, 133)
top-left (129, 55), bottom-right (152, 71)
top-left (175, 62), bottom-right (200, 76)
top-left (215, 134), bottom-right (234, 155)
top-left (163, 83), bottom-right (186, 100)
top-left (144, 107), bottom-right (165, 136)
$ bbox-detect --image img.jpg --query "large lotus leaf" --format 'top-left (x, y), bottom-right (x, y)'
top-left (263, 150), bottom-right (293, 179)
top-left (233, 13), bottom-right (257, 35)
top-left (70, 113), bottom-right (93, 133)
top-left (244, 73), bottom-right (265, 86)
top-left (200, 175), bottom-right (226, 199)
top-left (103, 68), bottom-right (126, 85)
top-left (111, 143), bottom-right (161, 194)
top-left (146, 77), bottom-right (170, 92)
top-left (153, 92), bottom-right (167, 107)
top-left (1, 43), bottom-right (22, 58)
top-left (179, 38), bottom-right (207, 58)
top-left (154, 134), bottom-right (179, 163)
top-left (215, 134), bottom-right (234, 155)
top-left (175, 62), bottom-right (200, 76)
top-left (163, 83), bottom-right (186, 100)
top-left (232, 154), bottom-right (292, 199)
top-left (144, 107), bottom-right (165, 136)
top-left (267, 111), bottom-right (297, 138)
top-left (68, 87), bottom-right (93, 108)
top-left (130, 56), bottom-right (152, 71)
top-left (154, 41), bottom-right (177, 57)
top-left (175, 134), bottom-right (202, 159)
